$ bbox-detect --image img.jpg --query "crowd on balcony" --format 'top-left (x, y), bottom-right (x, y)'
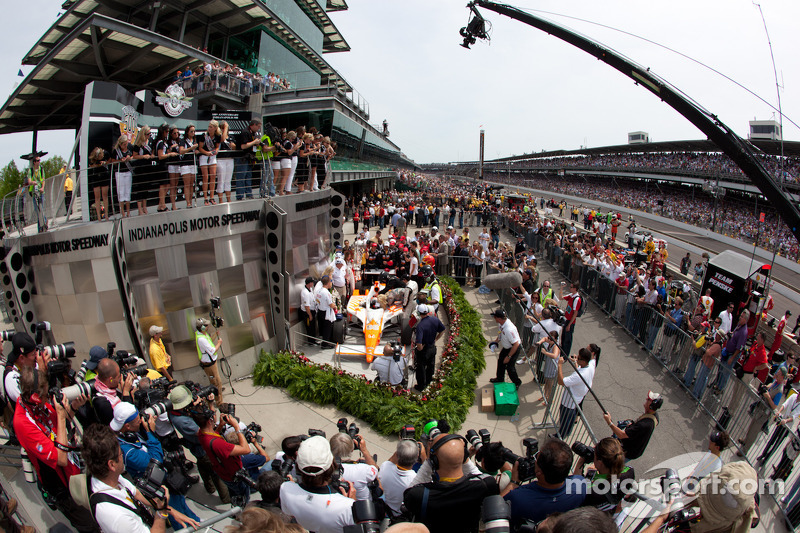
top-left (173, 60), bottom-right (291, 98)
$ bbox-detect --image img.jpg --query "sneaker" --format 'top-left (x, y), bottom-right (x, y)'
top-left (516, 357), bottom-right (527, 365)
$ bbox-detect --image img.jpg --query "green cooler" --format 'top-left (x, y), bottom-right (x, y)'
top-left (494, 382), bottom-right (519, 416)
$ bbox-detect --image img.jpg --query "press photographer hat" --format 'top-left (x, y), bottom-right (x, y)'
top-left (195, 318), bottom-right (209, 329)
top-left (169, 385), bottom-right (193, 410)
top-left (417, 304), bottom-right (429, 315)
top-left (296, 435), bottom-right (334, 474)
top-left (11, 332), bottom-right (36, 358)
top-left (490, 308), bottom-right (507, 319)
top-left (86, 345), bottom-right (107, 370)
top-left (110, 402), bottom-right (139, 431)
top-left (149, 325), bottom-right (163, 336)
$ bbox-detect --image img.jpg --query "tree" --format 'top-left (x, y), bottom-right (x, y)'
top-left (0, 160), bottom-right (23, 199)
top-left (41, 155), bottom-right (67, 178)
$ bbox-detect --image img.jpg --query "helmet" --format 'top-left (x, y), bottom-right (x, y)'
top-left (421, 265), bottom-right (434, 279)
top-left (380, 271), bottom-right (389, 282)
top-left (370, 298), bottom-right (381, 309)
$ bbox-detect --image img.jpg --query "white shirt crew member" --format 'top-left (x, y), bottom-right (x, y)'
top-left (331, 265), bottom-right (346, 288)
top-left (301, 285), bottom-right (315, 314)
top-left (498, 319), bottom-right (521, 350)
top-left (371, 354), bottom-right (408, 386)
top-left (197, 333), bottom-right (218, 364)
top-left (717, 309), bottom-right (734, 335)
top-left (91, 475), bottom-right (151, 533)
top-left (317, 288), bottom-right (335, 322)
top-left (561, 359), bottom-right (596, 409)
top-left (378, 460), bottom-right (415, 515)
top-left (280, 481), bottom-right (355, 533)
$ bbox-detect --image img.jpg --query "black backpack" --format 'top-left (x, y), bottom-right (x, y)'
top-left (263, 122), bottom-right (282, 147)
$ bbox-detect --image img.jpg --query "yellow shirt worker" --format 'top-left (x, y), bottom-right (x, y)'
top-left (148, 325), bottom-right (173, 380)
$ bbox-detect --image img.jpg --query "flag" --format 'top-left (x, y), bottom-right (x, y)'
top-left (18, 70), bottom-right (23, 77)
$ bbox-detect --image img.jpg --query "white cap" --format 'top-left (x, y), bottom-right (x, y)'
top-left (417, 304), bottom-right (429, 315)
top-left (296, 436), bottom-right (334, 474)
top-left (149, 325), bottom-right (163, 336)
top-left (110, 402), bottom-right (138, 432)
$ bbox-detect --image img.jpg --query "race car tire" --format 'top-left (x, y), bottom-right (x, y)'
top-left (400, 314), bottom-right (413, 346)
top-left (333, 320), bottom-right (346, 345)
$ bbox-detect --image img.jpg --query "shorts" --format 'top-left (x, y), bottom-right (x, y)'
top-left (270, 160), bottom-right (281, 171)
top-left (167, 164), bottom-right (181, 175)
top-left (115, 171), bottom-right (132, 202)
top-left (180, 165), bottom-right (196, 175)
top-left (199, 154), bottom-right (217, 166)
top-left (280, 158), bottom-right (292, 169)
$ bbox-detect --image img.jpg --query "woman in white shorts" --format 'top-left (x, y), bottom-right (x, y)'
top-left (162, 126), bottom-right (182, 210)
top-left (285, 130), bottom-right (300, 194)
top-left (215, 121), bottom-right (235, 204)
top-left (111, 135), bottom-right (134, 217)
top-left (198, 120), bottom-right (220, 205)
top-left (179, 124), bottom-right (199, 208)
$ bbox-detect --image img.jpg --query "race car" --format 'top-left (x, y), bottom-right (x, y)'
top-left (336, 281), bottom-right (413, 363)
top-left (624, 229), bottom-right (652, 245)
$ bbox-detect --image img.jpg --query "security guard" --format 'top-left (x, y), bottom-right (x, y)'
top-left (195, 318), bottom-right (224, 404)
top-left (24, 155), bottom-right (48, 232)
top-left (420, 266), bottom-right (442, 314)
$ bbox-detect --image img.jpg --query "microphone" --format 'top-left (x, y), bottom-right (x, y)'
top-left (482, 272), bottom-right (522, 290)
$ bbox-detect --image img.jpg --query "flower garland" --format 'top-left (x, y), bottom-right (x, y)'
top-left (252, 276), bottom-right (486, 435)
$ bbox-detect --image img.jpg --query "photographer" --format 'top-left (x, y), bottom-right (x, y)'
top-left (403, 434), bottom-right (498, 533)
top-left (248, 470), bottom-right (295, 524)
top-left (272, 435), bottom-right (302, 480)
top-left (379, 439), bottom-right (419, 518)
top-left (222, 415), bottom-right (271, 480)
top-left (167, 385), bottom-right (230, 503)
top-left (330, 432), bottom-right (378, 502)
top-left (81, 424), bottom-right (196, 533)
top-left (193, 408), bottom-right (264, 504)
top-left (502, 438), bottom-right (588, 527)
top-left (110, 402), bottom-right (200, 529)
top-left (603, 391), bottom-right (663, 461)
top-left (195, 318), bottom-right (225, 404)
top-left (82, 345), bottom-right (108, 383)
top-left (87, 358), bottom-right (135, 427)
top-left (572, 437), bottom-right (634, 513)
top-left (14, 366), bottom-right (96, 532)
top-left (4, 333), bottom-right (48, 410)
top-left (474, 442), bottom-right (513, 492)
top-left (372, 343), bottom-right (408, 387)
top-left (280, 436), bottom-right (356, 533)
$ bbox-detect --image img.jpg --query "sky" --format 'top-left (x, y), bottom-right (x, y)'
top-left (1, 0), bottom-right (799, 166)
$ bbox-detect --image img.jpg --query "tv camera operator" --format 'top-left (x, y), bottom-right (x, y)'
top-left (402, 433), bottom-right (499, 533)
top-left (166, 384), bottom-right (231, 502)
top-left (192, 406), bottom-right (268, 506)
top-left (14, 363), bottom-right (97, 532)
top-left (109, 402), bottom-right (200, 530)
top-left (603, 390), bottom-right (663, 461)
top-left (372, 342), bottom-right (408, 387)
top-left (195, 317), bottom-right (225, 404)
top-left (79, 423), bottom-right (196, 533)
top-left (502, 437), bottom-right (588, 528)
top-left (279, 435), bottom-right (357, 533)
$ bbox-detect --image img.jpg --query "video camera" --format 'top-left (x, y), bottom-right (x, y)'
top-left (209, 296), bottom-right (224, 329)
top-left (231, 469), bottom-right (257, 508)
top-left (272, 456), bottom-right (295, 481)
top-left (548, 305), bottom-right (567, 327)
top-left (45, 342), bottom-right (77, 387)
top-left (337, 418), bottom-right (362, 450)
top-left (500, 437), bottom-right (539, 482)
top-left (389, 341), bottom-right (403, 362)
top-left (243, 422), bottom-right (263, 444)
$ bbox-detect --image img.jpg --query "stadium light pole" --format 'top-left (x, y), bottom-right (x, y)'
top-left (461, 1), bottom-right (800, 247)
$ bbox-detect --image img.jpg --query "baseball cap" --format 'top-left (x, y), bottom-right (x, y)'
top-left (195, 318), bottom-right (209, 329)
top-left (110, 402), bottom-right (139, 432)
top-left (432, 226), bottom-right (438, 231)
top-left (447, 226), bottom-right (453, 230)
top-left (305, 276), bottom-right (315, 285)
top-left (11, 333), bottom-right (37, 358)
top-left (417, 304), bottom-right (429, 315)
top-left (490, 308), bottom-right (507, 319)
top-left (648, 391), bottom-right (662, 402)
top-left (86, 345), bottom-right (108, 370)
top-left (149, 325), bottom-right (163, 336)
top-left (168, 385), bottom-right (193, 410)
top-left (296, 435), bottom-right (334, 474)
top-left (335, 258), bottom-right (345, 265)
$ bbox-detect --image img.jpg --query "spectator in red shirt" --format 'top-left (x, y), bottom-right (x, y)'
top-left (559, 282), bottom-right (583, 357)
top-left (13, 366), bottom-right (97, 532)
top-left (742, 332), bottom-right (770, 383)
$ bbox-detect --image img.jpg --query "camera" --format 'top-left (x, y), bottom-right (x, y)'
top-left (466, 428), bottom-right (491, 453)
top-left (134, 459), bottom-right (167, 504)
top-left (389, 341), bottom-right (403, 362)
top-left (196, 385), bottom-right (218, 400)
top-left (660, 468), bottom-right (681, 501)
top-left (209, 297), bottom-right (224, 329)
top-left (481, 495), bottom-right (511, 533)
top-left (616, 419), bottom-right (633, 432)
top-left (758, 383), bottom-right (769, 396)
top-left (548, 305), bottom-right (567, 327)
top-left (343, 500), bottom-right (381, 533)
top-left (571, 441), bottom-right (595, 463)
top-left (223, 403), bottom-right (236, 417)
top-left (308, 428), bottom-right (326, 438)
top-left (112, 350), bottom-right (137, 368)
top-left (134, 388), bottom-right (166, 411)
top-left (34, 321), bottom-right (51, 344)
top-left (500, 437), bottom-right (539, 482)
top-left (231, 469), bottom-right (258, 509)
top-left (400, 425), bottom-right (416, 440)
top-left (143, 399), bottom-right (174, 419)
top-left (272, 456), bottom-right (295, 481)
top-left (56, 380), bottom-right (95, 404)
top-left (243, 422), bottom-right (263, 444)
top-left (45, 342), bottom-right (76, 360)
top-left (106, 342), bottom-right (116, 356)
top-left (337, 418), bottom-right (361, 450)
top-left (0, 330), bottom-right (15, 342)
top-left (122, 364), bottom-right (149, 378)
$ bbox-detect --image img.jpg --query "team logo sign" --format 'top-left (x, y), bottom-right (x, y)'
top-left (120, 105), bottom-right (138, 142)
top-left (155, 83), bottom-right (193, 118)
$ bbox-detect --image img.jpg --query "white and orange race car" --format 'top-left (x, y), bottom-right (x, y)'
top-left (335, 282), bottom-right (413, 363)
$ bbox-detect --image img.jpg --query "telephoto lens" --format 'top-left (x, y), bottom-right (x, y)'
top-left (661, 468), bottom-right (681, 501)
top-left (20, 450), bottom-right (36, 484)
top-left (481, 495), bottom-right (511, 533)
top-left (144, 399), bottom-right (174, 419)
top-left (0, 330), bottom-right (15, 342)
top-left (75, 360), bottom-right (88, 383)
top-left (348, 499), bottom-right (380, 533)
top-left (60, 380), bottom-right (95, 403)
top-left (47, 342), bottom-right (76, 360)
